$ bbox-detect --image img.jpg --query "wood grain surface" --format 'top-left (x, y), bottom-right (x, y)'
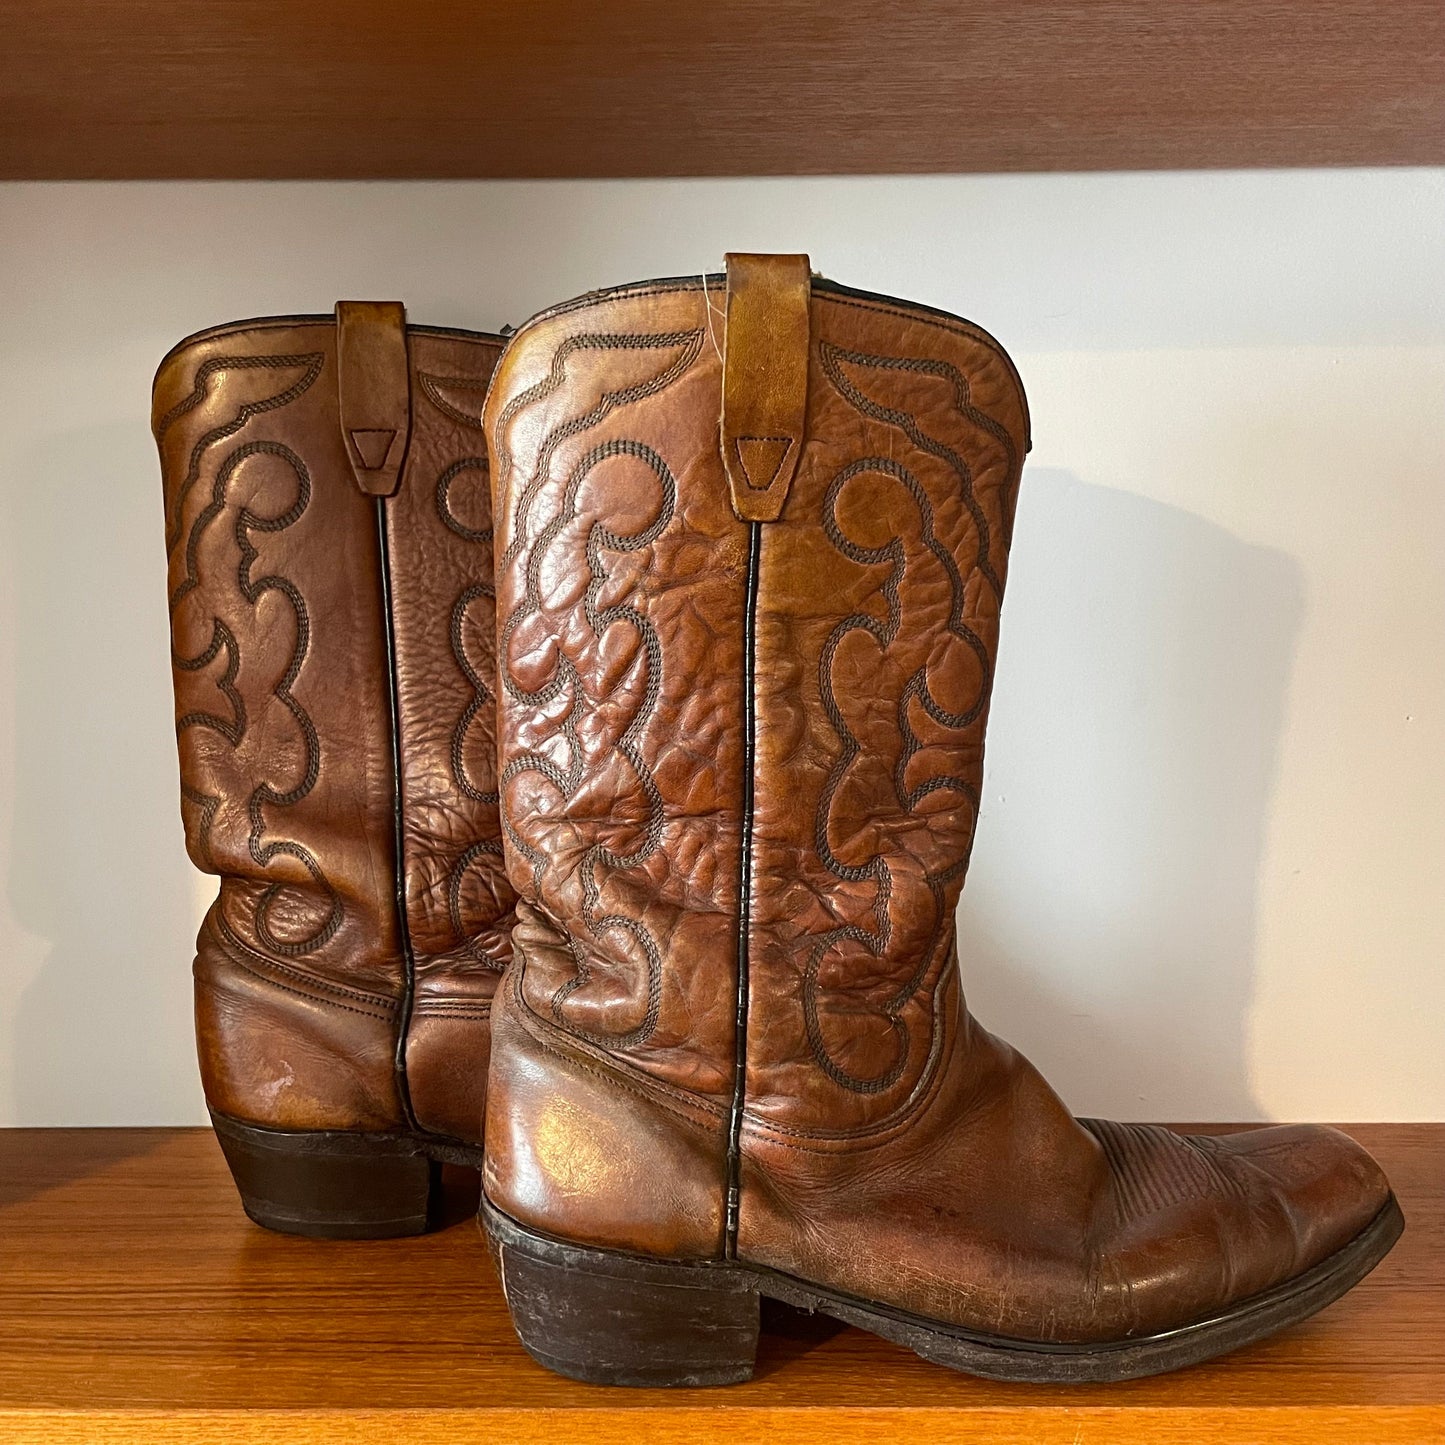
top-left (0, 1124), bottom-right (1440, 1442)
top-left (2, 1), bottom-right (1442, 179)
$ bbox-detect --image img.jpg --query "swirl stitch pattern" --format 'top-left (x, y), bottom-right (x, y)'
top-left (158, 352), bottom-right (325, 553)
top-left (171, 437), bottom-right (342, 957)
top-left (500, 427), bottom-right (680, 1049)
top-left (493, 331), bottom-right (702, 1047)
top-left (804, 344), bottom-right (1011, 1094)
top-left (434, 450), bottom-right (506, 963)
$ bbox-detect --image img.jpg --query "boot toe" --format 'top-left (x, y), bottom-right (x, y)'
top-left (1212, 1122), bottom-right (1394, 1275)
top-left (1080, 1117), bottom-right (1395, 1339)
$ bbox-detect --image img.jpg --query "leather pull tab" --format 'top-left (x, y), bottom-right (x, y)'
top-left (720, 253), bottom-right (810, 523)
top-left (336, 301), bottom-right (412, 497)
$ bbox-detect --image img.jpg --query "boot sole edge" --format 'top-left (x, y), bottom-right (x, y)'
top-left (482, 1191), bottom-right (1405, 1385)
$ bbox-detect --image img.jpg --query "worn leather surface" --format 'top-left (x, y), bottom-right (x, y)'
top-left (337, 300), bottom-right (413, 497)
top-left (154, 312), bottom-right (514, 1142)
top-left (485, 267), bottom-right (1394, 1342)
top-left (720, 253), bottom-right (811, 522)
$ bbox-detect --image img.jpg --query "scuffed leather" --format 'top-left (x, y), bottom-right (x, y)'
top-left (720, 252), bottom-right (811, 522)
top-left (484, 904), bottom-right (730, 1258)
top-left (337, 300), bottom-right (413, 496)
top-left (485, 267), bottom-right (1394, 1344)
top-left (154, 314), bottom-right (515, 1141)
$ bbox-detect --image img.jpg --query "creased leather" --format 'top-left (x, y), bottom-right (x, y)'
top-left (484, 266), bottom-right (1394, 1345)
top-left (155, 313), bottom-right (515, 1141)
top-left (489, 297), bottom-right (742, 1098)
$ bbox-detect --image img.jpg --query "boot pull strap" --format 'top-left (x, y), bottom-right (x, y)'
top-left (719, 253), bottom-right (811, 523)
top-left (336, 300), bottom-right (413, 497)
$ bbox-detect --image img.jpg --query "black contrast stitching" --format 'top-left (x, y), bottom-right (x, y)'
top-left (159, 352), bottom-right (324, 553)
top-left (800, 338), bottom-right (1013, 1096)
top-left (171, 438), bottom-right (342, 957)
top-left (418, 371), bottom-right (490, 430)
top-left (433, 450), bottom-right (506, 969)
top-left (500, 438), bottom-right (676, 1049)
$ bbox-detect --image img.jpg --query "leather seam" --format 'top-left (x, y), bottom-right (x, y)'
top-left (374, 495), bottom-right (422, 1132)
top-left (205, 930), bottom-right (395, 1022)
top-left (213, 914), bottom-right (397, 1013)
top-left (510, 963), bottom-right (729, 1130)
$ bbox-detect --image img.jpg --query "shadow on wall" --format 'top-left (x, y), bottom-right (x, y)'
top-left (959, 469), bottom-right (1305, 1123)
top-left (4, 423), bottom-right (205, 1126)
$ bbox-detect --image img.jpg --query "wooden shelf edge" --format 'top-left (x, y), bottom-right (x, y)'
top-left (4, 1), bottom-right (1443, 179)
top-left (7, 1405), bottom-right (1445, 1445)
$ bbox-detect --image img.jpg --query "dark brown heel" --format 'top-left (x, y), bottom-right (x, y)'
top-left (210, 1111), bottom-right (442, 1239)
top-left (482, 1196), bottom-right (760, 1387)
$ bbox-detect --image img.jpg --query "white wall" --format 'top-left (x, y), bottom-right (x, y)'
top-left (1, 172), bottom-right (1441, 1126)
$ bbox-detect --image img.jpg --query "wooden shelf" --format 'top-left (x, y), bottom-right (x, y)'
top-left (3, 1), bottom-right (1442, 179)
top-left (0, 1124), bottom-right (1440, 1443)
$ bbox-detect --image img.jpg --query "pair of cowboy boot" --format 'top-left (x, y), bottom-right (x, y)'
top-left (155, 258), bottom-right (1401, 1383)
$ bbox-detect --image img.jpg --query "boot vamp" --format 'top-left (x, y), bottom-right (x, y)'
top-left (739, 1007), bottom-right (1391, 1343)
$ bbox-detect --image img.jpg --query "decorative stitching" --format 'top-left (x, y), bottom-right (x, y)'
top-left (500, 437), bottom-right (677, 1050)
top-left (433, 449), bottom-right (507, 969)
top-left (508, 962), bottom-right (729, 1131)
top-left (214, 914), bottom-right (395, 1014)
top-left (179, 783), bottom-right (221, 870)
top-left (504, 279), bottom-right (1027, 445)
top-left (172, 439), bottom-right (342, 957)
top-left (818, 341), bottom-right (1015, 599)
top-left (435, 456), bottom-right (494, 543)
top-left (446, 837), bottom-right (506, 961)
top-left (493, 329), bottom-right (703, 567)
top-left (447, 582), bottom-right (499, 803)
top-left (159, 352), bottom-right (324, 554)
top-left (173, 619), bottom-right (244, 744)
top-left (801, 346), bottom-right (1008, 1094)
top-left (1082, 1119), bottom-right (1252, 1225)
top-left (418, 371), bottom-right (490, 430)
top-left (492, 331), bottom-right (702, 1052)
top-left (741, 952), bottom-right (956, 1147)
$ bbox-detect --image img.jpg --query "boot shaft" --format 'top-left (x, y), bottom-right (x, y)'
top-left (485, 261), bottom-right (1029, 1142)
top-left (154, 307), bottom-right (515, 1135)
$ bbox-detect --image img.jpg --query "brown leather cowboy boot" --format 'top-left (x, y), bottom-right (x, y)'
top-left (154, 303), bottom-right (515, 1235)
top-left (479, 256), bottom-right (1402, 1384)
